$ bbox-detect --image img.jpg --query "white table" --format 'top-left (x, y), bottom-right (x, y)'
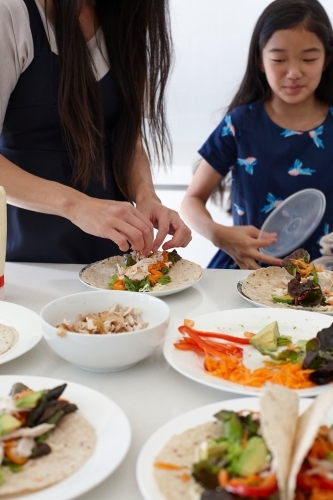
top-left (1, 263), bottom-right (253, 500)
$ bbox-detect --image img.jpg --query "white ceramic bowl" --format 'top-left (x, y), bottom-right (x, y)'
top-left (40, 291), bottom-right (170, 372)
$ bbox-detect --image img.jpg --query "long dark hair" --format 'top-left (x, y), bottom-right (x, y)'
top-left (45, 0), bottom-right (172, 196)
top-left (228, 0), bottom-right (333, 112)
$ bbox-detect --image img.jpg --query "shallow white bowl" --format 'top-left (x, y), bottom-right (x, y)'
top-left (40, 291), bottom-right (170, 373)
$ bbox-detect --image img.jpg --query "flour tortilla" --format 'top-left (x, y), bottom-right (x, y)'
top-left (0, 412), bottom-right (96, 497)
top-left (241, 266), bottom-right (333, 313)
top-left (80, 256), bottom-right (202, 292)
top-left (153, 420), bottom-right (221, 500)
top-left (0, 324), bottom-right (19, 356)
top-left (153, 386), bottom-right (330, 500)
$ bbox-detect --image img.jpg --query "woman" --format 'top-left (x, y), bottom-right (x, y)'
top-left (0, 0), bottom-right (191, 263)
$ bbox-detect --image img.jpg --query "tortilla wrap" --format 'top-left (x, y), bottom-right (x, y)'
top-left (153, 385), bottom-right (333, 500)
top-left (153, 421), bottom-right (222, 500)
top-left (241, 266), bottom-right (333, 313)
top-left (0, 324), bottom-right (19, 356)
top-left (0, 412), bottom-right (96, 497)
top-left (80, 256), bottom-right (202, 292)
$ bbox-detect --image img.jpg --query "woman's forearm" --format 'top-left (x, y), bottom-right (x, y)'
top-left (0, 153), bottom-right (86, 218)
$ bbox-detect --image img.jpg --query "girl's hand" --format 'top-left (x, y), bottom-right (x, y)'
top-left (213, 225), bottom-right (283, 270)
top-left (69, 197), bottom-right (155, 254)
top-left (136, 199), bottom-right (192, 252)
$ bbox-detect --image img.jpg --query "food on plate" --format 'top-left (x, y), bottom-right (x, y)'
top-left (79, 250), bottom-right (202, 293)
top-left (0, 382), bottom-right (96, 496)
top-left (241, 249), bottom-right (333, 312)
top-left (0, 324), bottom-right (19, 356)
top-left (174, 318), bottom-right (333, 389)
top-left (56, 303), bottom-right (148, 336)
top-left (154, 385), bottom-right (333, 500)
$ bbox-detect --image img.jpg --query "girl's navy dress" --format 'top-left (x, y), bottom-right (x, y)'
top-left (199, 102), bottom-right (333, 269)
top-left (0, 0), bottom-right (127, 263)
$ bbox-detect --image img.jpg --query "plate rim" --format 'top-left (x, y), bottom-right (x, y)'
top-left (0, 301), bottom-right (43, 365)
top-left (0, 374), bottom-right (132, 500)
top-left (136, 396), bottom-right (313, 500)
top-left (163, 307), bottom-right (333, 397)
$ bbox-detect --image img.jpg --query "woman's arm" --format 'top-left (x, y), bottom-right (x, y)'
top-left (0, 153), bottom-right (155, 253)
top-left (181, 159), bottom-right (281, 269)
top-left (129, 138), bottom-right (192, 252)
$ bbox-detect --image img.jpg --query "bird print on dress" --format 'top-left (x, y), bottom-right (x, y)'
top-left (221, 115), bottom-right (235, 137)
top-left (233, 204), bottom-right (245, 216)
top-left (261, 193), bottom-right (283, 213)
top-left (237, 157), bottom-right (257, 175)
top-left (309, 125), bottom-right (324, 148)
top-left (288, 159), bottom-right (315, 176)
top-left (280, 130), bottom-right (303, 137)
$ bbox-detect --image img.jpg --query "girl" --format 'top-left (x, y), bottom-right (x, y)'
top-left (181, 0), bottom-right (333, 270)
top-left (0, 0), bottom-right (191, 263)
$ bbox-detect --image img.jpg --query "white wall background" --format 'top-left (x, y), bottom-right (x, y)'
top-left (154, 0), bottom-right (333, 268)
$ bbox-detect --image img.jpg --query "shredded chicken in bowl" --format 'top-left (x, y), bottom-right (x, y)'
top-left (56, 304), bottom-right (149, 336)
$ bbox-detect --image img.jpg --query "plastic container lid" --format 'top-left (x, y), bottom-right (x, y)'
top-left (259, 188), bottom-right (326, 258)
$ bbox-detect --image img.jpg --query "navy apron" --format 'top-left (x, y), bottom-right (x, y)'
top-left (0, 0), bottom-right (127, 263)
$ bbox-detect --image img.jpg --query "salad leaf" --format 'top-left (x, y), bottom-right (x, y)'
top-left (277, 335), bottom-right (292, 347)
top-left (167, 249), bottom-right (182, 264)
top-left (157, 275), bottom-right (171, 285)
top-left (123, 253), bottom-right (136, 267)
top-left (108, 274), bottom-right (118, 288)
top-left (282, 249), bottom-right (310, 275)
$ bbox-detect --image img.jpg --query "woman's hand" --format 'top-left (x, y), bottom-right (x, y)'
top-left (136, 199), bottom-right (192, 252)
top-left (213, 225), bottom-right (282, 269)
top-left (68, 196), bottom-right (155, 254)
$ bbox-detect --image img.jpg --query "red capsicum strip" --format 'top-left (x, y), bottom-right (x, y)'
top-left (177, 326), bottom-right (243, 358)
top-left (297, 471), bottom-right (333, 492)
top-left (225, 474), bottom-right (278, 498)
top-left (178, 325), bottom-right (250, 345)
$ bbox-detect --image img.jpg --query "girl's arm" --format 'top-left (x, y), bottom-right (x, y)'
top-left (129, 138), bottom-right (192, 252)
top-left (181, 159), bottom-right (282, 269)
top-left (0, 153), bottom-right (155, 253)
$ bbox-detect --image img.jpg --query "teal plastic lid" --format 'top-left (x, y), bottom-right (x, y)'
top-left (259, 189), bottom-right (326, 258)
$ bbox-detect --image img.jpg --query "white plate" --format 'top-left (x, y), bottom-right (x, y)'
top-left (79, 261), bottom-right (202, 297)
top-left (0, 302), bottom-right (43, 365)
top-left (237, 279), bottom-right (333, 315)
top-left (137, 397), bottom-right (312, 500)
top-left (0, 375), bottom-right (131, 500)
top-left (163, 307), bottom-right (333, 397)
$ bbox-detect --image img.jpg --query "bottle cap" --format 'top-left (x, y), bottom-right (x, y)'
top-left (259, 189), bottom-right (326, 258)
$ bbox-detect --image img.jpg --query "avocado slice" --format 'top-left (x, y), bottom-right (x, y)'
top-left (271, 294), bottom-right (294, 304)
top-left (0, 413), bottom-right (21, 436)
top-left (250, 321), bottom-right (280, 352)
top-left (234, 436), bottom-right (269, 477)
top-left (15, 390), bottom-right (44, 408)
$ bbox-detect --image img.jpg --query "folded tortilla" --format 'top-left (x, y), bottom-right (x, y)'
top-left (0, 412), bottom-right (96, 497)
top-left (153, 385), bottom-right (333, 500)
top-left (241, 266), bottom-right (333, 313)
top-left (80, 256), bottom-right (202, 292)
top-left (0, 324), bottom-right (19, 356)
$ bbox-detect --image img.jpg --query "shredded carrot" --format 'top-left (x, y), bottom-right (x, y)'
top-left (183, 319), bottom-right (195, 327)
top-left (112, 279), bottom-right (126, 290)
top-left (154, 462), bottom-right (185, 470)
top-left (310, 489), bottom-right (333, 500)
top-left (180, 473), bottom-right (190, 482)
top-left (204, 354), bottom-right (315, 389)
top-left (244, 331), bottom-right (256, 339)
top-left (218, 469), bottom-right (229, 487)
